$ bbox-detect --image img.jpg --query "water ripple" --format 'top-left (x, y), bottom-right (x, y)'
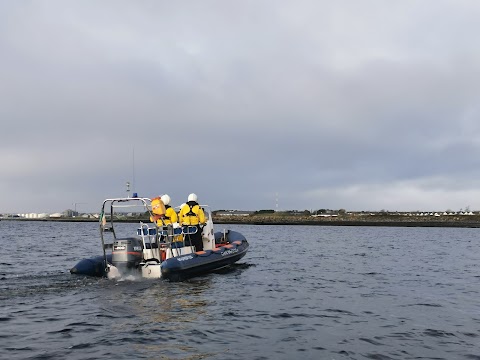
top-left (1, 222), bottom-right (478, 359)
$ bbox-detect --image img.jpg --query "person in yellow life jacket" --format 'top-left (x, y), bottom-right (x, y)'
top-left (161, 194), bottom-right (184, 247)
top-left (149, 196), bottom-right (166, 226)
top-left (160, 194), bottom-right (178, 225)
top-left (179, 193), bottom-right (206, 251)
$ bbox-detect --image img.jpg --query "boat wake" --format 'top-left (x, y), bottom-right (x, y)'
top-left (0, 273), bottom-right (103, 302)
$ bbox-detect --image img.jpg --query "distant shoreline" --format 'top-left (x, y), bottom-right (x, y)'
top-left (214, 219), bottom-right (480, 228)
top-left (2, 215), bottom-right (480, 228)
top-left (213, 214), bottom-right (480, 228)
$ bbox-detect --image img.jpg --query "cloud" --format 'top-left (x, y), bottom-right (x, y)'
top-left (1, 1), bottom-right (480, 213)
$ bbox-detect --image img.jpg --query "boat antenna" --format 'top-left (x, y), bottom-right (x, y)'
top-left (132, 146), bottom-right (135, 195)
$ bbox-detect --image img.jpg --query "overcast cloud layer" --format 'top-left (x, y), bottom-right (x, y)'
top-left (1, 1), bottom-right (480, 214)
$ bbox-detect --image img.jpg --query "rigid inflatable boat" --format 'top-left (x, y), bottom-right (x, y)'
top-left (70, 197), bottom-right (249, 281)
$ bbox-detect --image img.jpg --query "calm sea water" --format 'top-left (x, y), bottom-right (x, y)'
top-left (0, 220), bottom-right (479, 360)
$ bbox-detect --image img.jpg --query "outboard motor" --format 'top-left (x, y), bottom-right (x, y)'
top-left (112, 237), bottom-right (143, 273)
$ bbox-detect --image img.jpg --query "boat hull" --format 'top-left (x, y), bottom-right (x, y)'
top-left (161, 238), bottom-right (249, 281)
top-left (70, 229), bottom-right (249, 281)
top-left (70, 254), bottom-right (112, 277)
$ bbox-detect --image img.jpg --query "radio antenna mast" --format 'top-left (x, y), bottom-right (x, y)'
top-left (126, 181), bottom-right (131, 198)
top-left (132, 146), bottom-right (135, 194)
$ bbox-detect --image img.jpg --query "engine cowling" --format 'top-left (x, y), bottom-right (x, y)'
top-left (111, 237), bottom-right (143, 271)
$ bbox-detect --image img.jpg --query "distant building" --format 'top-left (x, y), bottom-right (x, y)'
top-left (215, 210), bottom-right (253, 216)
top-left (49, 213), bottom-right (64, 218)
top-left (63, 209), bottom-right (78, 217)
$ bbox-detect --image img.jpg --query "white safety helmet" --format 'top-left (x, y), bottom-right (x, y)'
top-left (161, 194), bottom-right (171, 206)
top-left (188, 193), bottom-right (198, 202)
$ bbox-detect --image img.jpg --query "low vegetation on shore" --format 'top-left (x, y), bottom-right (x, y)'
top-left (212, 211), bottom-right (480, 228)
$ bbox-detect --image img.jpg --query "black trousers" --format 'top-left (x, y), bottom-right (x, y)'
top-left (184, 225), bottom-right (203, 251)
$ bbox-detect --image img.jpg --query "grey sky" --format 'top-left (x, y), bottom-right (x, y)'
top-left (1, 1), bottom-right (480, 213)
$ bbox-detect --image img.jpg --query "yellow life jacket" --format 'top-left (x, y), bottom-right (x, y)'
top-left (163, 206), bottom-right (178, 225)
top-left (150, 197), bottom-right (166, 225)
top-left (179, 202), bottom-right (205, 226)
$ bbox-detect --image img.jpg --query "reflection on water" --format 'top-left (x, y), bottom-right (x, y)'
top-left (136, 278), bottom-right (212, 324)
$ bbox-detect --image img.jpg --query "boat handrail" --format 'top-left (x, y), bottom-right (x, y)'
top-left (137, 227), bottom-right (157, 236)
top-left (101, 197), bottom-right (152, 212)
top-left (100, 197), bottom-right (154, 274)
top-left (182, 225), bottom-right (198, 234)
